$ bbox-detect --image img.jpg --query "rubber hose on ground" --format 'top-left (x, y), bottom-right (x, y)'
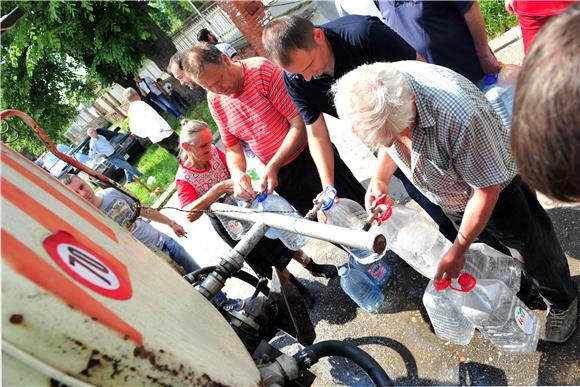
top-left (295, 340), bottom-right (392, 386)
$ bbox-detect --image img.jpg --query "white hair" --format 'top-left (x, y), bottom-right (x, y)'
top-left (123, 87), bottom-right (139, 101)
top-left (331, 62), bottom-right (414, 150)
top-left (178, 119), bottom-right (211, 162)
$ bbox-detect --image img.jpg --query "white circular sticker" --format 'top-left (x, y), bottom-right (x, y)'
top-left (56, 243), bottom-right (120, 291)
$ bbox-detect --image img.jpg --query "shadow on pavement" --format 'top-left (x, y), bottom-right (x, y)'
top-left (546, 205), bottom-right (580, 259)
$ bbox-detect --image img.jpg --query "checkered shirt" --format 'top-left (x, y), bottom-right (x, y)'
top-left (387, 61), bottom-right (517, 212)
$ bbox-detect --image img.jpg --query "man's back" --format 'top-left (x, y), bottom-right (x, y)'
top-left (97, 188), bottom-right (166, 249)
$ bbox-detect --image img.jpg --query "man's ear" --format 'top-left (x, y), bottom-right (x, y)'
top-left (313, 28), bottom-right (325, 45)
top-left (221, 53), bottom-right (231, 66)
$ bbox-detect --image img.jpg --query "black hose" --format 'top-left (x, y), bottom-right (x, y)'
top-left (294, 340), bottom-right (392, 386)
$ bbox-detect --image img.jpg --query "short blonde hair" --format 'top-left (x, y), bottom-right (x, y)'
top-left (331, 62), bottom-right (414, 150)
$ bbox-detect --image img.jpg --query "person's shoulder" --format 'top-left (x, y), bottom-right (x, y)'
top-left (323, 14), bottom-right (379, 34)
top-left (243, 57), bottom-right (277, 72)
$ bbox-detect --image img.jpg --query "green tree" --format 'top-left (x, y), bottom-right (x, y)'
top-left (1, 0), bottom-right (181, 154)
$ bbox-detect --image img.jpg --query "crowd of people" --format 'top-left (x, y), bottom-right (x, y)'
top-left (60, 2), bottom-right (579, 346)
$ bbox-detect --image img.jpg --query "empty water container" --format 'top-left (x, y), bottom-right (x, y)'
top-left (216, 195), bottom-right (253, 240)
top-left (251, 192), bottom-right (309, 250)
top-left (477, 65), bottom-right (520, 132)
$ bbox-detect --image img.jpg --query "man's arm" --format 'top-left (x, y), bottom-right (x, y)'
top-left (463, 1), bottom-right (502, 74)
top-left (139, 206), bottom-right (188, 237)
top-left (366, 147), bottom-right (398, 209)
top-left (434, 184), bottom-right (500, 281)
top-left (225, 143), bottom-right (254, 201)
top-left (261, 115), bottom-right (307, 193)
top-left (306, 114), bottom-right (336, 189)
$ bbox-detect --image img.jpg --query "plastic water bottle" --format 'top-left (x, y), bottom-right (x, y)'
top-left (216, 195), bottom-right (253, 240)
top-left (251, 192), bottom-right (309, 250)
top-left (477, 65), bottom-right (519, 132)
top-left (377, 204), bottom-right (521, 290)
top-left (349, 255), bottom-right (392, 287)
top-left (339, 266), bottom-right (384, 313)
top-left (323, 198), bottom-right (384, 264)
top-left (432, 274), bottom-right (540, 354)
top-left (377, 203), bottom-right (449, 278)
top-left (423, 281), bottom-right (476, 346)
top-left (241, 142), bottom-right (264, 190)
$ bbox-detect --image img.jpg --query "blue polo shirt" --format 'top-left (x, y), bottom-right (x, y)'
top-left (377, 1), bottom-right (485, 83)
top-left (284, 15), bottom-right (416, 125)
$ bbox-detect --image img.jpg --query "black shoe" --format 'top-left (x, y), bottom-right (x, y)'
top-left (518, 290), bottom-right (548, 311)
top-left (305, 260), bottom-right (338, 279)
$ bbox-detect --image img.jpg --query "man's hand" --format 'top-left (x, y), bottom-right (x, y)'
top-left (477, 47), bottom-right (502, 75)
top-left (504, 0), bottom-right (516, 14)
top-left (171, 222), bottom-right (187, 238)
top-left (365, 178), bottom-right (390, 211)
top-left (261, 163), bottom-right (280, 194)
top-left (434, 243), bottom-right (467, 281)
top-left (233, 172), bottom-right (256, 201)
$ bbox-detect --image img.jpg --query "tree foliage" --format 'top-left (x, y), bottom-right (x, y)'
top-left (0, 0), bottom-right (180, 155)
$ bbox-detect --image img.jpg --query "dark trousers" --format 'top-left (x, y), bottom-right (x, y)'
top-left (394, 168), bottom-right (458, 242)
top-left (170, 91), bottom-right (189, 110)
top-left (276, 144), bottom-right (367, 215)
top-left (157, 132), bottom-right (180, 157)
top-left (208, 216), bottom-right (292, 279)
top-left (445, 176), bottom-right (577, 310)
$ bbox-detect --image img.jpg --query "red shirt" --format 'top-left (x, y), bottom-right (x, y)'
top-left (514, 1), bottom-right (573, 16)
top-left (208, 57), bottom-right (305, 166)
top-left (175, 145), bottom-right (230, 208)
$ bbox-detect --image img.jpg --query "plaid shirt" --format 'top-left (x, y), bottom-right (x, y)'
top-left (387, 61), bottom-right (517, 212)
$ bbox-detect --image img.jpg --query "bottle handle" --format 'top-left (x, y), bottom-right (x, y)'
top-left (370, 195), bottom-right (393, 224)
top-left (433, 272), bottom-right (476, 292)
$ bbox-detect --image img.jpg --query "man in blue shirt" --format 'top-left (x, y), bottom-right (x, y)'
top-left (377, 1), bottom-right (501, 83)
top-left (262, 15), bottom-right (458, 241)
top-left (87, 128), bottom-right (143, 184)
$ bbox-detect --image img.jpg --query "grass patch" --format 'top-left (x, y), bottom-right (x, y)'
top-left (480, 0), bottom-right (519, 39)
top-left (127, 145), bottom-right (179, 206)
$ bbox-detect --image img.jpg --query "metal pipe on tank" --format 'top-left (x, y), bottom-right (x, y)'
top-left (209, 202), bottom-right (387, 254)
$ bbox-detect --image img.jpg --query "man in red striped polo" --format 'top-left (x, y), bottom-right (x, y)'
top-left (181, 42), bottom-right (365, 215)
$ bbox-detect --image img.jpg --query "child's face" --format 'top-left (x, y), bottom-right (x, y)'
top-left (66, 177), bottom-right (97, 205)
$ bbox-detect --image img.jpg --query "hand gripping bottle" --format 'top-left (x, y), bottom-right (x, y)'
top-left (431, 273), bottom-right (540, 354)
top-left (339, 265), bottom-right (384, 313)
top-left (216, 195), bottom-right (253, 240)
top-left (476, 64), bottom-right (520, 131)
top-left (251, 191), bottom-right (309, 250)
top-left (322, 194), bottom-right (384, 264)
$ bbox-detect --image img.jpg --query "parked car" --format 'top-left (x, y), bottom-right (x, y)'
top-left (39, 128), bottom-right (147, 185)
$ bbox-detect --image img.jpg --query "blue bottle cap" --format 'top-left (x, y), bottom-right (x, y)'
top-left (485, 73), bottom-right (499, 85)
top-left (256, 191), bottom-right (268, 202)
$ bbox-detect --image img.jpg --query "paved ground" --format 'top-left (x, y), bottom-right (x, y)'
top-left (151, 6), bottom-right (580, 386)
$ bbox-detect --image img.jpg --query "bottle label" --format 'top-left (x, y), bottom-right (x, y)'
top-left (368, 262), bottom-right (385, 281)
top-left (514, 306), bottom-right (534, 334)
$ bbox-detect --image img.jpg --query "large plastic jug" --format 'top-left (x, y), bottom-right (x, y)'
top-left (339, 266), bottom-right (384, 313)
top-left (251, 192), bottom-right (309, 250)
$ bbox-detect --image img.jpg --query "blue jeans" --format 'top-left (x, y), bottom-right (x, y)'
top-left (106, 154), bottom-right (143, 184)
top-left (153, 94), bottom-right (181, 118)
top-left (161, 237), bottom-right (200, 274)
top-left (394, 168), bottom-right (458, 242)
